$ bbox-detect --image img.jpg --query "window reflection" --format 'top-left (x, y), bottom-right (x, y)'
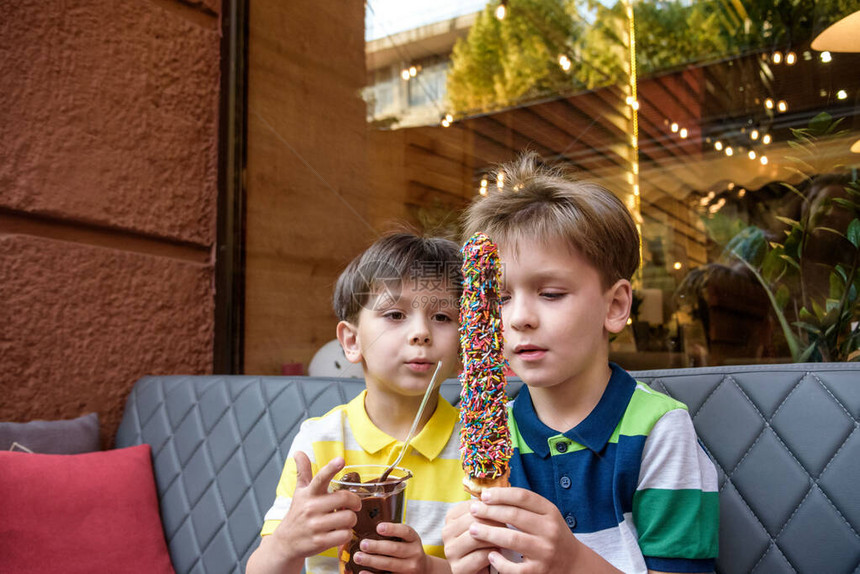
top-left (362, 1), bottom-right (859, 369)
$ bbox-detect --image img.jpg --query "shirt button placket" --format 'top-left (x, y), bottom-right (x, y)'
top-left (565, 514), bottom-right (577, 529)
top-left (559, 475), bottom-right (571, 489)
top-left (556, 441), bottom-right (568, 453)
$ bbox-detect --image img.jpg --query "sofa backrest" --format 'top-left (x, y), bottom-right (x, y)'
top-left (116, 363), bottom-right (860, 574)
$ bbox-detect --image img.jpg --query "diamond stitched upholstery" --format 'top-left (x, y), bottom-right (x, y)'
top-left (115, 364), bottom-right (860, 574)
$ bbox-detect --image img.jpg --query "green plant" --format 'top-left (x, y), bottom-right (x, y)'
top-left (722, 113), bottom-right (860, 362)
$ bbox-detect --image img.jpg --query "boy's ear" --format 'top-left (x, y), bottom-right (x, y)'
top-left (336, 320), bottom-right (363, 364)
top-left (604, 279), bottom-right (633, 334)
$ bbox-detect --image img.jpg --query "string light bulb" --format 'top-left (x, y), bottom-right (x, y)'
top-left (715, 141), bottom-right (723, 151)
top-left (786, 52), bottom-right (797, 65)
top-left (772, 51), bottom-right (783, 64)
top-left (821, 51), bottom-right (832, 63)
top-left (679, 128), bottom-right (688, 138)
top-left (750, 129), bottom-right (759, 140)
top-left (777, 100), bottom-right (788, 112)
top-left (837, 90), bottom-right (848, 100)
top-left (760, 155), bottom-right (769, 165)
top-left (725, 146), bottom-right (734, 156)
top-left (401, 69), bottom-right (410, 81)
top-left (558, 54), bottom-right (571, 72)
top-left (765, 98), bottom-right (774, 109)
top-left (495, 1), bottom-right (507, 21)
top-left (748, 150), bottom-right (757, 160)
top-left (671, 122), bottom-right (679, 133)
top-left (762, 134), bottom-right (772, 145)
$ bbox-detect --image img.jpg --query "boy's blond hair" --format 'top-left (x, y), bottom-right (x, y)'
top-left (462, 152), bottom-right (640, 289)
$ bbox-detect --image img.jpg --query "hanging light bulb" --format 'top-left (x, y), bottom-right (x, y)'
top-left (670, 122), bottom-right (679, 133)
top-left (495, 1), bottom-right (507, 21)
top-left (760, 155), bottom-right (769, 165)
top-left (748, 150), bottom-right (757, 160)
top-left (725, 146), bottom-right (734, 156)
top-left (714, 141), bottom-right (723, 151)
top-left (786, 52), bottom-right (797, 65)
top-left (777, 100), bottom-right (788, 112)
top-left (558, 54), bottom-right (571, 72)
top-left (750, 129), bottom-right (760, 140)
top-left (772, 51), bottom-right (783, 64)
top-left (401, 69), bottom-right (411, 81)
top-left (762, 134), bottom-right (772, 145)
top-left (837, 90), bottom-right (848, 100)
top-left (679, 128), bottom-right (688, 138)
top-left (409, 66), bottom-right (417, 77)
top-left (764, 98), bottom-right (774, 109)
top-left (820, 51), bottom-right (832, 63)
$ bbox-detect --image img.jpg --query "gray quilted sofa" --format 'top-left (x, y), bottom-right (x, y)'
top-left (115, 363), bottom-right (860, 574)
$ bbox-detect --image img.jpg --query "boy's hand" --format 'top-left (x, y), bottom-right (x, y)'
top-left (441, 500), bottom-right (496, 574)
top-left (269, 452), bottom-right (362, 563)
top-left (467, 487), bottom-right (582, 573)
top-left (352, 522), bottom-right (429, 574)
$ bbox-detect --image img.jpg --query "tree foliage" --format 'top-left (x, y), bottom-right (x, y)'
top-left (447, 0), bottom-right (858, 114)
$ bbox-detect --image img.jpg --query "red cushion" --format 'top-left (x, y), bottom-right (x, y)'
top-left (0, 444), bottom-right (175, 574)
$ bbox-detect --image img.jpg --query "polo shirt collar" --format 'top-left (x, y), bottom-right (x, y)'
top-left (512, 363), bottom-right (636, 457)
top-left (346, 390), bottom-right (459, 461)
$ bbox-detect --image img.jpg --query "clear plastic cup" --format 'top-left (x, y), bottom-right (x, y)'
top-left (329, 465), bottom-right (412, 574)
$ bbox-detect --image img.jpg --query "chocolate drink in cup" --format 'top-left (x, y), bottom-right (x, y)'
top-left (330, 465), bottom-right (412, 574)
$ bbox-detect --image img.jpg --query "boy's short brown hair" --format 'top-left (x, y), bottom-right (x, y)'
top-left (333, 232), bottom-right (463, 323)
top-left (462, 152), bottom-right (640, 289)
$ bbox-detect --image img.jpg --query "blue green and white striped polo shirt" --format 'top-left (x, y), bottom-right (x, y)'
top-left (508, 363), bottom-right (719, 573)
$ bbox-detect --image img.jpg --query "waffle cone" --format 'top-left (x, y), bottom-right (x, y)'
top-left (462, 470), bottom-right (510, 497)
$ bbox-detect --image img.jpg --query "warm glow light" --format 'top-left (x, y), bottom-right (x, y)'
top-left (558, 54), bottom-right (571, 72)
top-left (765, 98), bottom-right (774, 109)
top-left (401, 69), bottom-right (410, 81)
top-left (441, 118), bottom-right (451, 128)
top-left (738, 188), bottom-right (747, 198)
top-left (748, 150), bottom-right (757, 160)
top-left (680, 128), bottom-right (688, 138)
top-left (786, 52), bottom-right (797, 65)
top-left (837, 90), bottom-right (848, 100)
top-left (763, 134), bottom-right (772, 145)
top-left (632, 162), bottom-right (639, 175)
top-left (725, 146), bottom-right (734, 156)
top-left (496, 172), bottom-right (505, 190)
top-left (715, 141), bottom-right (723, 151)
top-left (750, 129), bottom-right (759, 140)
top-left (495, 2), bottom-right (506, 20)
top-left (777, 100), bottom-right (788, 112)
top-left (670, 122), bottom-right (679, 133)
top-left (631, 100), bottom-right (640, 111)
top-left (627, 318), bottom-right (633, 326)
top-left (772, 51), bottom-right (783, 64)
top-left (480, 178), bottom-right (488, 188)
top-left (479, 188), bottom-right (488, 196)
top-left (821, 51), bottom-right (832, 63)
top-left (760, 155), bottom-right (769, 165)
top-left (727, 182), bottom-right (735, 190)
top-left (673, 261), bottom-right (683, 270)
top-left (633, 184), bottom-right (640, 196)
top-left (627, 172), bottom-right (635, 184)
top-left (409, 66), bottom-right (417, 77)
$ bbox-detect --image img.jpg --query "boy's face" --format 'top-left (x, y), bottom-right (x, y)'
top-left (339, 279), bottom-right (461, 399)
top-left (499, 237), bottom-right (630, 391)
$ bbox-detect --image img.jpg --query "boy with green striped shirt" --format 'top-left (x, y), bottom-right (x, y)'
top-left (442, 154), bottom-right (718, 574)
top-left (248, 233), bottom-right (470, 574)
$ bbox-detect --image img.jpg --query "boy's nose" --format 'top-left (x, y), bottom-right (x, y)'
top-left (409, 319), bottom-right (432, 345)
top-left (505, 298), bottom-right (536, 330)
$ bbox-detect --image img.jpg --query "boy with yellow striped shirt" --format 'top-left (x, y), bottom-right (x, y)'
top-left (247, 233), bottom-right (469, 574)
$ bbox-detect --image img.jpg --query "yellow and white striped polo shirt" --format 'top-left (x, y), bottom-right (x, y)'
top-left (261, 390), bottom-right (468, 573)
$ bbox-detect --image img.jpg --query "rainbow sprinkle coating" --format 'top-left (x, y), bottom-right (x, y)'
top-left (458, 232), bottom-right (512, 480)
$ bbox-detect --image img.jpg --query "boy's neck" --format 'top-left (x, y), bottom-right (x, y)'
top-left (527, 361), bottom-right (613, 433)
top-left (363, 390), bottom-right (439, 442)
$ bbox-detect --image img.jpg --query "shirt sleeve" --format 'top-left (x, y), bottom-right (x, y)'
top-left (633, 408), bottom-right (719, 572)
top-left (260, 419), bottom-right (320, 536)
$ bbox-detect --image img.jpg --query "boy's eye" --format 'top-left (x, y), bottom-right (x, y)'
top-left (499, 294), bottom-right (511, 305)
top-left (432, 313), bottom-right (453, 323)
top-left (383, 311), bottom-right (405, 321)
top-left (540, 291), bottom-right (565, 300)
